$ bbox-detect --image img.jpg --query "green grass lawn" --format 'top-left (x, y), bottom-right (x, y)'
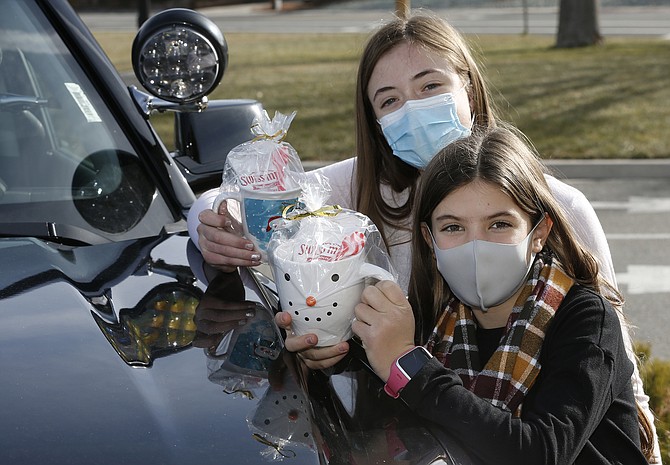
top-left (96, 31), bottom-right (670, 161)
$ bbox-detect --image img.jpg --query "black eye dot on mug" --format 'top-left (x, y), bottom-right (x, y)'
top-left (284, 273), bottom-right (291, 281)
top-left (331, 274), bottom-right (339, 282)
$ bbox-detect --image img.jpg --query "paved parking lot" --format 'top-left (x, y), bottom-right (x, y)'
top-left (562, 172), bottom-right (670, 360)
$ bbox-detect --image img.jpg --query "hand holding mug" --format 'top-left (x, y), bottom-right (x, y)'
top-left (212, 186), bottom-right (300, 259)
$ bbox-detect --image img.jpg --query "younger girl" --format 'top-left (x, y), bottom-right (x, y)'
top-left (352, 125), bottom-right (653, 464)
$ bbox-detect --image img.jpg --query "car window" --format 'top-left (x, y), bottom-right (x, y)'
top-left (0, 2), bottom-right (172, 242)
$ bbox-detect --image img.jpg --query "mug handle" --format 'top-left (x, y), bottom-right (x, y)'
top-left (212, 190), bottom-right (241, 214)
top-left (357, 263), bottom-right (395, 282)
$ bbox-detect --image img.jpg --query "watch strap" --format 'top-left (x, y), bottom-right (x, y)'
top-left (384, 346), bottom-right (429, 399)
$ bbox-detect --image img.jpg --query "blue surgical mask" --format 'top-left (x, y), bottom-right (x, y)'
top-left (377, 89), bottom-right (471, 170)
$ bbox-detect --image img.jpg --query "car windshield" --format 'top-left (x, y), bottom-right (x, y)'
top-left (0, 2), bottom-right (175, 244)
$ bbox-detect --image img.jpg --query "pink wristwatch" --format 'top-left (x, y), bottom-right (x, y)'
top-left (384, 346), bottom-right (433, 399)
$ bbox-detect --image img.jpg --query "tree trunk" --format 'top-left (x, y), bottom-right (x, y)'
top-left (556, 0), bottom-right (603, 48)
top-left (396, 0), bottom-right (410, 19)
top-left (137, 0), bottom-right (151, 28)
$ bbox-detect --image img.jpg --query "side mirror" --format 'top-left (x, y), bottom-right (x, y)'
top-left (131, 8), bottom-right (227, 107)
top-left (173, 99), bottom-right (266, 192)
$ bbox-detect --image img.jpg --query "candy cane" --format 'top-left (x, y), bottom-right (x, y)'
top-left (335, 231), bottom-right (365, 261)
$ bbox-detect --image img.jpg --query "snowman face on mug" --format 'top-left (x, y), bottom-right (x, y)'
top-left (273, 253), bottom-right (371, 347)
top-left (269, 219), bottom-right (395, 347)
top-left (281, 267), bottom-right (351, 322)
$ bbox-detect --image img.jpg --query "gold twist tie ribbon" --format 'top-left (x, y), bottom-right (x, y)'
top-left (250, 125), bottom-right (287, 143)
top-left (282, 204), bottom-right (342, 221)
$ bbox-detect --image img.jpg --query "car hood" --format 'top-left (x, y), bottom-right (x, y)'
top-left (0, 233), bottom-right (320, 464)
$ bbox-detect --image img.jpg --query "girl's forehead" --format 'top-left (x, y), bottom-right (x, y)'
top-left (433, 181), bottom-right (521, 218)
top-left (369, 43), bottom-right (458, 84)
top-left (383, 43), bottom-right (452, 68)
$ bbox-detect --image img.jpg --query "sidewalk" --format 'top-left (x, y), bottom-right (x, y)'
top-left (301, 159), bottom-right (670, 179)
top-left (537, 159), bottom-right (670, 179)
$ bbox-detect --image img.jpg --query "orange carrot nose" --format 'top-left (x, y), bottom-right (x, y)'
top-left (306, 296), bottom-right (316, 307)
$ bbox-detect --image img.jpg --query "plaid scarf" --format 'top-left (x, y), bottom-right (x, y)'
top-left (426, 251), bottom-right (574, 416)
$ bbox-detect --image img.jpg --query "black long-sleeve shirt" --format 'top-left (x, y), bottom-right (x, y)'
top-left (401, 285), bottom-right (647, 465)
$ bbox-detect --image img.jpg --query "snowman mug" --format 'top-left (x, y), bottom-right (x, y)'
top-left (271, 251), bottom-right (394, 347)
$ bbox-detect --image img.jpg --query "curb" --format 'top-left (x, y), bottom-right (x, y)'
top-left (302, 159), bottom-right (670, 179)
top-left (542, 159), bottom-right (670, 179)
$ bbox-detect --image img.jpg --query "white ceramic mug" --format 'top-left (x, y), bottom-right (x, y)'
top-left (270, 252), bottom-right (394, 347)
top-left (213, 186), bottom-right (300, 256)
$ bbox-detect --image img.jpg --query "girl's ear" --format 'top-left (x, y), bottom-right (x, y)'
top-left (421, 222), bottom-right (434, 250)
top-left (532, 214), bottom-right (553, 253)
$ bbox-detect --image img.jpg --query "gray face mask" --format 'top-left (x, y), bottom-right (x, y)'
top-left (430, 219), bottom-right (542, 312)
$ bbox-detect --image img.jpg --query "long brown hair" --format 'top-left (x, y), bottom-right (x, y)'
top-left (353, 11), bottom-right (497, 246)
top-left (407, 124), bottom-right (654, 462)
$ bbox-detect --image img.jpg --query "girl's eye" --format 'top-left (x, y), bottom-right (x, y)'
top-left (423, 82), bottom-right (441, 92)
top-left (380, 97), bottom-right (398, 109)
top-left (440, 224), bottom-right (463, 234)
top-left (491, 221), bottom-right (513, 230)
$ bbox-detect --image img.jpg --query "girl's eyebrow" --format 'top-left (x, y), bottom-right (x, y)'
top-left (372, 68), bottom-right (443, 102)
top-left (433, 211), bottom-right (518, 223)
top-left (433, 213), bottom-right (460, 223)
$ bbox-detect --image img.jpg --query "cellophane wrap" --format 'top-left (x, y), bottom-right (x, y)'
top-left (267, 202), bottom-right (397, 346)
top-left (218, 110), bottom-right (305, 195)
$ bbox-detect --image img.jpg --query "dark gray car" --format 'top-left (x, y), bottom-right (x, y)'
top-left (0, 2), bottom-right (477, 463)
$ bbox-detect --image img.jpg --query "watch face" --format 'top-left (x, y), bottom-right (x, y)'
top-left (398, 348), bottom-right (431, 378)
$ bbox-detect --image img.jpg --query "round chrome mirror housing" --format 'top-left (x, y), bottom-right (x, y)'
top-left (132, 8), bottom-right (227, 103)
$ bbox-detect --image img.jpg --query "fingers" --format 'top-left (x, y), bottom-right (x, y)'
top-left (194, 304), bottom-right (256, 335)
top-left (197, 209), bottom-right (261, 271)
top-left (351, 307), bottom-right (373, 342)
top-left (296, 343), bottom-right (349, 371)
top-left (361, 280), bottom-right (408, 309)
top-left (275, 312), bottom-right (319, 352)
top-left (192, 332), bottom-right (226, 350)
top-left (352, 281), bottom-right (416, 379)
top-left (274, 311), bottom-right (293, 330)
top-left (355, 281), bottom-right (412, 330)
top-left (284, 332), bottom-right (318, 353)
top-left (212, 200), bottom-right (244, 233)
top-left (275, 312), bottom-right (318, 351)
top-left (275, 311), bottom-right (349, 370)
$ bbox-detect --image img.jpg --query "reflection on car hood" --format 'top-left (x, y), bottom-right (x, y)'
top-left (0, 234), bottom-right (320, 464)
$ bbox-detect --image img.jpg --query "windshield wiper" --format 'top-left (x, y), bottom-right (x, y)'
top-left (0, 93), bottom-right (48, 108)
top-left (0, 222), bottom-right (110, 245)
